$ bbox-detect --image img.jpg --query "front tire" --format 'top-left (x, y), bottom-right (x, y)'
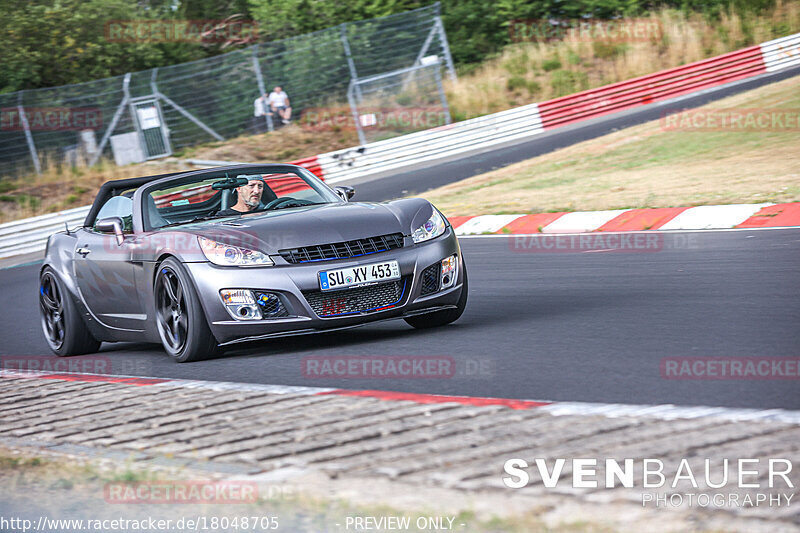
top-left (404, 264), bottom-right (468, 329)
top-left (154, 257), bottom-right (218, 362)
top-left (39, 267), bottom-right (101, 356)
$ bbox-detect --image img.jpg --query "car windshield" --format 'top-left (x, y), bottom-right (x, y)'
top-left (143, 167), bottom-right (341, 230)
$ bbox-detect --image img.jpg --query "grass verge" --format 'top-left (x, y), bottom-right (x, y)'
top-left (0, 447), bottom-right (618, 533)
top-left (421, 76), bottom-right (800, 216)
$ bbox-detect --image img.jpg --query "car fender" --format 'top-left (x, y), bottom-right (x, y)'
top-left (383, 198), bottom-right (435, 234)
top-left (42, 231), bottom-right (114, 342)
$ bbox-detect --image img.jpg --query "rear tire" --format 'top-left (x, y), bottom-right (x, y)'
top-left (404, 264), bottom-right (468, 329)
top-left (154, 257), bottom-right (218, 362)
top-left (39, 267), bottom-right (101, 356)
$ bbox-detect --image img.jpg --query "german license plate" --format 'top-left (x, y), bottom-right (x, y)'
top-left (319, 260), bottom-right (400, 291)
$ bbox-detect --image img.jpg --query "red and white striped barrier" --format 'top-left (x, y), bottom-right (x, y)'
top-left (450, 202), bottom-right (800, 234)
top-left (537, 46), bottom-right (767, 129)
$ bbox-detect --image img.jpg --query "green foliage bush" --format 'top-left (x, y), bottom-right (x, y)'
top-left (550, 70), bottom-right (589, 97)
top-left (503, 52), bottom-right (530, 76)
top-left (506, 76), bottom-right (527, 92)
top-left (542, 58), bottom-right (562, 71)
top-left (593, 41), bottom-right (628, 59)
top-left (526, 80), bottom-right (542, 95)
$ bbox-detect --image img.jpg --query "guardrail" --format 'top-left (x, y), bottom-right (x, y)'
top-left (761, 32), bottom-right (800, 72)
top-left (538, 33), bottom-right (800, 129)
top-left (318, 102), bottom-right (543, 183)
top-left (0, 206), bottom-right (90, 258)
top-left (1, 31), bottom-right (798, 259)
top-left (537, 46), bottom-right (767, 129)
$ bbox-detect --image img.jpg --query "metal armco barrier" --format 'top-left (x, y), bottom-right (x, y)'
top-left (318, 102), bottom-right (543, 183)
top-left (537, 46), bottom-right (767, 129)
top-left (0, 205), bottom-right (90, 258)
top-left (1, 32), bottom-right (798, 259)
top-left (761, 33), bottom-right (800, 72)
top-left (538, 33), bottom-right (799, 129)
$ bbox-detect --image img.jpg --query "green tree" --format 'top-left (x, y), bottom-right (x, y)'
top-left (0, 0), bottom-right (255, 93)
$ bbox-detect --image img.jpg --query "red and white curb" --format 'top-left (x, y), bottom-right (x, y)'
top-left (3, 369), bottom-right (800, 424)
top-left (450, 202), bottom-right (800, 235)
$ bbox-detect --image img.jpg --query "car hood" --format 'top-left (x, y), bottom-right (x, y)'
top-left (172, 199), bottom-right (434, 255)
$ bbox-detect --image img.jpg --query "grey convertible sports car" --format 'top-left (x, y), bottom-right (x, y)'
top-left (39, 164), bottom-right (468, 362)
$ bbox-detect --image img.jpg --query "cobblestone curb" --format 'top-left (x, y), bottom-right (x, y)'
top-left (1, 371), bottom-right (798, 532)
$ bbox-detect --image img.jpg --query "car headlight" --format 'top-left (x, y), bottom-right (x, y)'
top-left (198, 236), bottom-right (274, 267)
top-left (412, 209), bottom-right (446, 244)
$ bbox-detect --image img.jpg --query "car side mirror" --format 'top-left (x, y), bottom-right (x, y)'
top-left (96, 217), bottom-right (125, 246)
top-left (335, 186), bottom-right (355, 201)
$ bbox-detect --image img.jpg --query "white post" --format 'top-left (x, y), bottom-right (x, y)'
top-left (251, 45), bottom-right (273, 132)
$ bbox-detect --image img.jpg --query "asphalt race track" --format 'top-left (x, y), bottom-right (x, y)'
top-left (2, 69), bottom-right (799, 411)
top-left (2, 229), bottom-right (799, 410)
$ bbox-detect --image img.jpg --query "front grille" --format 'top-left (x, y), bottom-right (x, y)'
top-left (420, 262), bottom-right (441, 295)
top-left (279, 233), bottom-right (404, 264)
top-left (304, 279), bottom-right (406, 317)
top-left (253, 291), bottom-right (289, 318)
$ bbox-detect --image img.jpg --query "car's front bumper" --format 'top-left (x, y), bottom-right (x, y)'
top-left (185, 228), bottom-right (465, 345)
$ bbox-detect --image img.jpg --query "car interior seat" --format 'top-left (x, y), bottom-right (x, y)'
top-left (144, 194), bottom-right (171, 228)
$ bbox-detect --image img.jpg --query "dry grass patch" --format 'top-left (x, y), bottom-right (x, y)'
top-left (422, 76), bottom-right (800, 215)
top-left (181, 123), bottom-right (358, 162)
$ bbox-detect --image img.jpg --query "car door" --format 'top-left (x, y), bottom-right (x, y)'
top-left (72, 196), bottom-right (145, 331)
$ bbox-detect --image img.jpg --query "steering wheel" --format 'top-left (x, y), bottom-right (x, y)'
top-left (263, 197), bottom-right (315, 210)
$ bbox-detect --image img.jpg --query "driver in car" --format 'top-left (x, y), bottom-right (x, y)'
top-left (216, 177), bottom-right (265, 216)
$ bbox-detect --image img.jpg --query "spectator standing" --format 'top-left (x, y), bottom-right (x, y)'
top-left (251, 93), bottom-right (268, 134)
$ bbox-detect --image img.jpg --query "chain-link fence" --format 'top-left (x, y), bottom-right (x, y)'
top-left (0, 3), bottom-right (455, 178)
top-left (348, 60), bottom-right (451, 145)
